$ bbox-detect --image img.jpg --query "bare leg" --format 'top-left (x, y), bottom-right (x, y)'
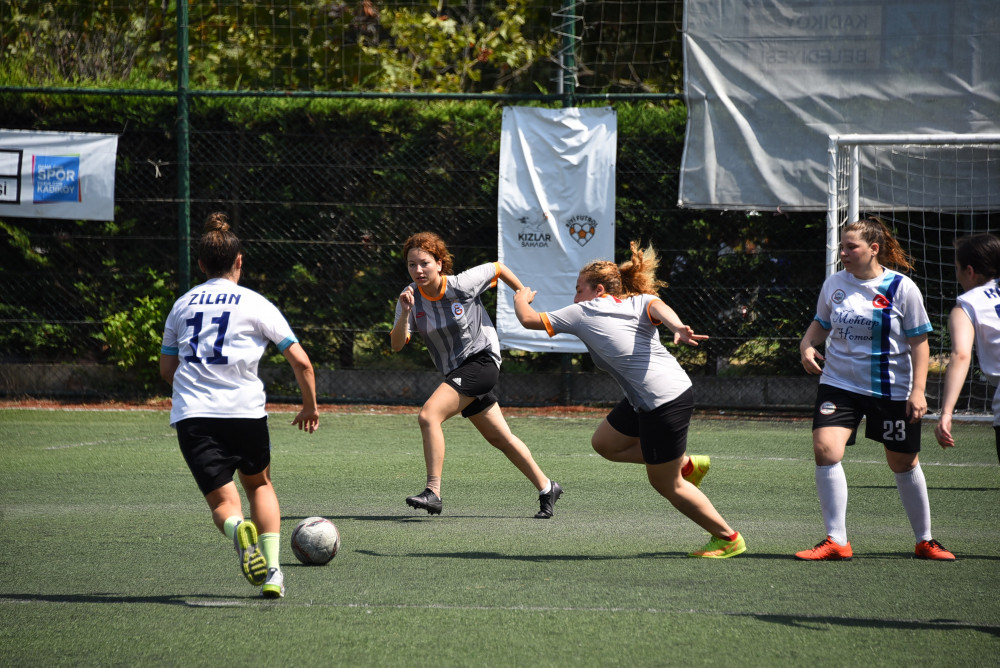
top-left (468, 403), bottom-right (548, 490)
top-left (645, 457), bottom-right (734, 539)
top-left (592, 417), bottom-right (691, 470)
top-left (240, 466), bottom-right (280, 534)
top-left (416, 382), bottom-right (469, 495)
top-left (205, 481), bottom-right (244, 534)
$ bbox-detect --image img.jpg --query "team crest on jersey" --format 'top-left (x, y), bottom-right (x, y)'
top-left (452, 302), bottom-right (464, 317)
top-left (565, 215), bottom-right (598, 247)
top-left (819, 401), bottom-right (837, 415)
top-left (832, 289), bottom-right (846, 304)
top-left (872, 294), bottom-right (890, 309)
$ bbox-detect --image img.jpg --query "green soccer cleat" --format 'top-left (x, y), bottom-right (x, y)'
top-left (688, 532), bottom-right (746, 559)
top-left (234, 519), bottom-right (268, 586)
top-left (683, 455), bottom-right (711, 488)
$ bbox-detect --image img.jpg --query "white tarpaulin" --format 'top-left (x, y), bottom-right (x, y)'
top-left (0, 129), bottom-right (118, 221)
top-left (496, 106), bottom-right (617, 352)
top-left (679, 0), bottom-right (1000, 210)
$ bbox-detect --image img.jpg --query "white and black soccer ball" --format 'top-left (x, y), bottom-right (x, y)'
top-left (290, 516), bottom-right (340, 565)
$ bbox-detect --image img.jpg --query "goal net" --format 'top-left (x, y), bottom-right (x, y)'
top-left (827, 133), bottom-right (1000, 417)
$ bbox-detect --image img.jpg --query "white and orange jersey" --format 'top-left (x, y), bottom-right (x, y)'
top-left (394, 262), bottom-right (502, 375)
top-left (161, 277), bottom-right (299, 425)
top-left (541, 293), bottom-right (692, 412)
top-left (813, 269), bottom-right (932, 399)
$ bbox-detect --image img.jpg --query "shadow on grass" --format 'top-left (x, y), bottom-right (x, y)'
top-left (852, 485), bottom-right (999, 492)
top-left (288, 514), bottom-right (434, 523)
top-left (746, 611), bottom-right (1000, 637)
top-left (0, 593), bottom-right (259, 606)
top-left (318, 514), bottom-right (558, 522)
top-left (354, 549), bottom-right (688, 561)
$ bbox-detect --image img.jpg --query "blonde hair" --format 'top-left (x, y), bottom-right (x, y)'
top-left (579, 240), bottom-right (667, 298)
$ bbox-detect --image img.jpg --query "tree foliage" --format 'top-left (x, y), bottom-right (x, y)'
top-left (0, 1), bottom-right (560, 93)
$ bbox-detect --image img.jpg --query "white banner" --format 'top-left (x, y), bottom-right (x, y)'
top-left (0, 129), bottom-right (118, 221)
top-left (679, 0), bottom-right (1000, 210)
top-left (496, 106), bottom-right (617, 352)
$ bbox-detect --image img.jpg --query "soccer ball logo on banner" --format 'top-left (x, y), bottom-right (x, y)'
top-left (566, 216), bottom-right (597, 246)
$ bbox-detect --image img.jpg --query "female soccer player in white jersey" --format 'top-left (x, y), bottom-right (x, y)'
top-left (513, 241), bottom-right (745, 558)
top-left (389, 231), bottom-right (562, 519)
top-left (160, 213), bottom-right (319, 598)
top-left (797, 217), bottom-right (955, 561)
top-left (935, 232), bottom-right (1000, 463)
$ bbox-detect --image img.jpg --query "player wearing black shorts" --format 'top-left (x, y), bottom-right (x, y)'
top-left (797, 218), bottom-right (955, 561)
top-left (160, 213), bottom-right (319, 598)
top-left (515, 240), bottom-right (746, 559)
top-left (390, 231), bottom-right (561, 519)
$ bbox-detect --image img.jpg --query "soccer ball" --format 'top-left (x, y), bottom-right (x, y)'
top-left (290, 517), bottom-right (340, 565)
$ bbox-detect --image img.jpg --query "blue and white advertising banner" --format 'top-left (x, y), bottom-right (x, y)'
top-left (0, 129), bottom-right (118, 221)
top-left (496, 106), bottom-right (616, 353)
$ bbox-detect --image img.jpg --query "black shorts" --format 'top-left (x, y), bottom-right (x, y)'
top-left (444, 350), bottom-right (500, 418)
top-left (176, 417), bottom-right (271, 495)
top-left (605, 389), bottom-right (694, 465)
top-left (812, 384), bottom-right (920, 453)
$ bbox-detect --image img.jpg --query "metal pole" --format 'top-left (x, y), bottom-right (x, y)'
top-left (562, 0), bottom-right (577, 108)
top-left (849, 144), bottom-right (860, 225)
top-left (176, 0), bottom-right (191, 292)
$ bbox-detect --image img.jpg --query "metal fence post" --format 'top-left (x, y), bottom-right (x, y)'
top-left (176, 0), bottom-right (191, 292)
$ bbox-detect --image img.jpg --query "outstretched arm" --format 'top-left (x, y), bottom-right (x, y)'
top-left (283, 342), bottom-right (319, 433)
top-left (513, 287), bottom-right (546, 330)
top-left (935, 307), bottom-right (975, 448)
top-left (649, 300), bottom-right (708, 346)
top-left (496, 262), bottom-right (525, 292)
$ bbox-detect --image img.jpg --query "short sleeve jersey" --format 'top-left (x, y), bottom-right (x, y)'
top-left (957, 279), bottom-right (1000, 383)
top-left (160, 277), bottom-right (299, 425)
top-left (394, 262), bottom-right (502, 375)
top-left (813, 268), bottom-right (932, 399)
top-left (540, 293), bottom-right (692, 412)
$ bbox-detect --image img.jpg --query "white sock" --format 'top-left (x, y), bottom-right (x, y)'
top-left (539, 479), bottom-right (552, 495)
top-left (895, 464), bottom-right (932, 542)
top-left (816, 462), bottom-right (849, 545)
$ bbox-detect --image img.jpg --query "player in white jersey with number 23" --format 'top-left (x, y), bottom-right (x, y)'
top-left (797, 217), bottom-right (954, 561)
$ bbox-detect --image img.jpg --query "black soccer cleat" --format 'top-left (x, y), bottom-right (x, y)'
top-left (406, 488), bottom-right (443, 515)
top-left (534, 481), bottom-right (563, 519)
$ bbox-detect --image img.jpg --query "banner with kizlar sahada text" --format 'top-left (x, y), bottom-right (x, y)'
top-left (0, 129), bottom-right (118, 221)
top-left (496, 106), bottom-right (616, 353)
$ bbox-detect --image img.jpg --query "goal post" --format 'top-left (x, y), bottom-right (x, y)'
top-left (826, 133), bottom-right (1000, 416)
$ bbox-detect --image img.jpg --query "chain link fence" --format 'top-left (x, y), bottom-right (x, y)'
top-left (1, 1), bottom-right (901, 411)
top-left (1, 95), bottom-right (834, 409)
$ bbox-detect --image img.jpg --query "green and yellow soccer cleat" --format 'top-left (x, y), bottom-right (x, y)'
top-left (683, 455), bottom-right (711, 488)
top-left (234, 520), bottom-right (268, 586)
top-left (688, 532), bottom-right (746, 559)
